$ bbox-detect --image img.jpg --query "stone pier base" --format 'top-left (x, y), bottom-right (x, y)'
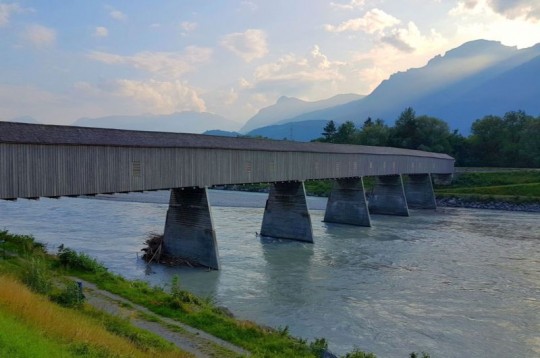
top-left (324, 178), bottom-right (371, 227)
top-left (404, 174), bottom-right (437, 209)
top-left (368, 175), bottom-right (409, 216)
top-left (163, 187), bottom-right (220, 270)
top-left (260, 181), bottom-right (313, 242)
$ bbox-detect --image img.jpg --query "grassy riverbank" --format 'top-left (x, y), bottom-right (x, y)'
top-left (0, 230), bottom-right (380, 358)
top-left (303, 170), bottom-right (540, 205)
top-left (434, 170), bottom-right (540, 203)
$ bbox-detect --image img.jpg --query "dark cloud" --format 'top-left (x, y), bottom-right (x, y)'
top-left (488, 0), bottom-right (540, 20)
top-left (381, 34), bottom-right (415, 53)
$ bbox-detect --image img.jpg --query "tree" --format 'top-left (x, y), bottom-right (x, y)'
top-left (334, 121), bottom-right (357, 144)
top-left (321, 120), bottom-right (337, 142)
top-left (358, 118), bottom-right (390, 146)
top-left (390, 107), bottom-right (419, 148)
top-left (519, 116), bottom-right (540, 167)
top-left (414, 115), bottom-right (452, 153)
top-left (469, 115), bottom-right (506, 166)
top-left (502, 110), bottom-right (531, 167)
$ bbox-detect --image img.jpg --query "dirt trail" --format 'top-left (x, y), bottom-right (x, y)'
top-left (72, 277), bottom-right (249, 358)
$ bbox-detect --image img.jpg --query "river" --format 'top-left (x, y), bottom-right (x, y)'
top-left (1, 190), bottom-right (538, 357)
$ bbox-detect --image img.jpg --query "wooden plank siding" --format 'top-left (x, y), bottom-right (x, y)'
top-left (0, 122), bottom-right (454, 199)
top-left (1, 142), bottom-right (454, 199)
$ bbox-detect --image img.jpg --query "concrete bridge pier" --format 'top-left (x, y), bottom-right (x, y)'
top-left (324, 178), bottom-right (371, 226)
top-left (404, 174), bottom-right (437, 209)
top-left (368, 174), bottom-right (409, 216)
top-left (163, 187), bottom-right (220, 270)
top-left (260, 181), bottom-right (313, 242)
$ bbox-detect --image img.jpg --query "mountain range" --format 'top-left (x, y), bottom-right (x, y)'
top-left (240, 93), bottom-right (363, 132)
top-left (4, 39), bottom-right (538, 140)
top-left (244, 39), bottom-right (540, 140)
top-left (72, 112), bottom-right (241, 133)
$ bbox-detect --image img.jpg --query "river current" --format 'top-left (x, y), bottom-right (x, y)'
top-left (1, 190), bottom-right (538, 357)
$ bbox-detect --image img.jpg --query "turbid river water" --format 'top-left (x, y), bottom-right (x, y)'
top-left (1, 190), bottom-right (538, 357)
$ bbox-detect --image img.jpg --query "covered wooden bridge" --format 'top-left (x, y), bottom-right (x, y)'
top-left (0, 122), bottom-right (454, 269)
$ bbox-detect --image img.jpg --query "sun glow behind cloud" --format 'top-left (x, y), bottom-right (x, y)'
top-left (0, 0), bottom-right (538, 125)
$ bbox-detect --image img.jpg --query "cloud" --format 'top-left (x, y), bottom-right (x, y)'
top-left (454, 0), bottom-right (540, 21)
top-left (88, 46), bottom-right (213, 78)
top-left (324, 8), bottom-right (400, 33)
top-left (221, 29), bottom-right (268, 62)
top-left (109, 8), bottom-right (127, 21)
top-left (114, 79), bottom-right (206, 113)
top-left (379, 21), bottom-right (427, 53)
top-left (490, 0), bottom-right (540, 20)
top-left (239, 1), bottom-right (258, 11)
top-left (251, 45), bottom-right (347, 92)
top-left (23, 24), bottom-right (56, 48)
top-left (74, 79), bottom-right (207, 114)
top-left (450, 0), bottom-right (540, 48)
top-left (181, 21), bottom-right (198, 32)
top-left (93, 26), bottom-right (108, 37)
top-left (330, 0), bottom-right (365, 10)
top-left (352, 22), bottom-right (447, 92)
top-left (0, 2), bottom-right (22, 27)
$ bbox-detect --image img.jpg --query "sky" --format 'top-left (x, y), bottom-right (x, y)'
top-left (1, 0), bottom-right (539, 127)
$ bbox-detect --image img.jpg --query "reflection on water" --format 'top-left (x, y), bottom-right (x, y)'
top-left (0, 190), bottom-right (539, 357)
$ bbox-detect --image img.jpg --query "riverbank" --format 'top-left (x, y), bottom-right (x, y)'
top-left (0, 230), bottom-right (377, 358)
top-left (436, 196), bottom-right (540, 212)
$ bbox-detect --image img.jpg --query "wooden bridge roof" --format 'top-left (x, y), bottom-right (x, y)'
top-left (0, 121), bottom-right (453, 160)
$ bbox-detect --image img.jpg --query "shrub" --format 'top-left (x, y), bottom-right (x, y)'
top-left (52, 281), bottom-right (85, 308)
top-left (343, 348), bottom-right (377, 358)
top-left (309, 337), bottom-right (328, 356)
top-left (22, 258), bottom-right (52, 295)
top-left (57, 247), bottom-right (106, 273)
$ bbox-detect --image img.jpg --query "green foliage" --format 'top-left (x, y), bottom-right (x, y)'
top-left (315, 108), bottom-right (540, 168)
top-left (438, 183), bottom-right (540, 197)
top-left (410, 352), bottom-right (430, 358)
top-left (305, 180), bottom-right (333, 196)
top-left (0, 310), bottom-right (80, 358)
top-left (334, 121), bottom-right (358, 144)
top-left (169, 275), bottom-right (203, 309)
top-left (358, 118), bottom-right (390, 146)
top-left (57, 246), bottom-right (106, 273)
top-left (22, 258), bottom-right (52, 295)
top-left (322, 120), bottom-right (337, 142)
top-left (309, 337), bottom-right (328, 356)
top-left (52, 281), bottom-right (85, 308)
top-left (0, 230), bottom-right (46, 257)
top-left (83, 306), bottom-right (176, 353)
top-left (343, 348), bottom-right (377, 358)
top-left (443, 171), bottom-right (540, 189)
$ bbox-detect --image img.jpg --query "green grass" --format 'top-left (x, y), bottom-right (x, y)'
top-left (0, 309), bottom-right (80, 358)
top-left (441, 170), bottom-right (540, 189)
top-left (0, 230), bottom-right (378, 358)
top-left (437, 183), bottom-right (540, 197)
top-left (435, 170), bottom-right (540, 203)
top-left (73, 271), bottom-right (318, 357)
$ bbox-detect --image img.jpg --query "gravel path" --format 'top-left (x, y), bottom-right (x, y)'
top-left (72, 277), bottom-right (249, 358)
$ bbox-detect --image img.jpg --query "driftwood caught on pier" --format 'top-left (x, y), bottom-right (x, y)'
top-left (141, 233), bottom-right (205, 268)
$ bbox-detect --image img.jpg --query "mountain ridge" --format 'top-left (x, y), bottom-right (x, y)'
top-left (240, 93), bottom-right (364, 132)
top-left (255, 40), bottom-right (540, 137)
top-left (72, 111), bottom-right (241, 134)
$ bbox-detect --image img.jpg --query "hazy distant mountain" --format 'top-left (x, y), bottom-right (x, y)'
top-left (5, 116), bottom-right (40, 124)
top-left (246, 120), bottom-right (328, 142)
top-left (73, 112), bottom-right (241, 133)
top-left (240, 93), bottom-right (363, 133)
top-left (203, 129), bottom-right (241, 137)
top-left (268, 40), bottom-right (540, 136)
